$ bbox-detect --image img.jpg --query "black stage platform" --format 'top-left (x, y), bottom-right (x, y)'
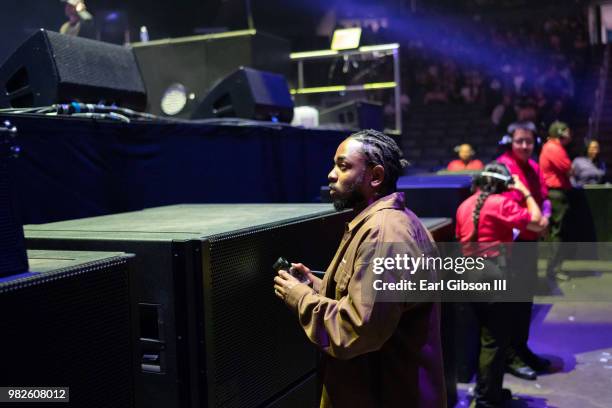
top-left (1, 250), bottom-right (136, 408)
top-left (0, 113), bottom-right (348, 225)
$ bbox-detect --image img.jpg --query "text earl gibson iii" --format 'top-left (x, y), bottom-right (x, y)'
top-left (373, 279), bottom-right (508, 292)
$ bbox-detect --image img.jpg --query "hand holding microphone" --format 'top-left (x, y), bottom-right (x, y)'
top-left (272, 257), bottom-right (324, 300)
top-left (272, 257), bottom-right (310, 284)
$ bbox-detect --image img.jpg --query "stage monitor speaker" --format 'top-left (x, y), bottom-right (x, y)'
top-left (319, 100), bottom-right (384, 131)
top-left (25, 204), bottom-right (351, 408)
top-left (0, 121), bottom-right (28, 278)
top-left (0, 29), bottom-right (147, 111)
top-left (131, 30), bottom-right (291, 118)
top-left (191, 67), bottom-right (294, 123)
top-left (0, 250), bottom-right (136, 408)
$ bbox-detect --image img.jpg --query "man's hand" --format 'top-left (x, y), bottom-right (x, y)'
top-left (274, 270), bottom-right (301, 302)
top-left (291, 263), bottom-right (322, 292)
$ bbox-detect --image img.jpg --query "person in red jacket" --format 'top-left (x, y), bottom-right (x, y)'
top-left (456, 161), bottom-right (543, 408)
top-left (447, 144), bottom-right (485, 171)
top-left (496, 122), bottom-right (551, 381)
top-left (539, 121), bottom-right (573, 281)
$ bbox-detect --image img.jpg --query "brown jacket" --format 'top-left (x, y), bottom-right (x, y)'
top-left (286, 193), bottom-right (446, 408)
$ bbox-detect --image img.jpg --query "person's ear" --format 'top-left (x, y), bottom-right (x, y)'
top-left (370, 164), bottom-right (385, 189)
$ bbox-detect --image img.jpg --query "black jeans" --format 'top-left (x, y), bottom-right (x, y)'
top-left (472, 302), bottom-right (513, 408)
top-left (546, 188), bottom-right (570, 274)
top-left (507, 241), bottom-right (538, 363)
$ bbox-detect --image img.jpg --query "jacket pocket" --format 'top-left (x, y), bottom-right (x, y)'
top-left (333, 259), bottom-right (351, 295)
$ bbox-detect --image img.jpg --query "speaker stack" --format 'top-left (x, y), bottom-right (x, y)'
top-left (131, 30), bottom-right (291, 119)
top-left (0, 250), bottom-right (137, 408)
top-left (25, 204), bottom-right (352, 408)
top-left (0, 120), bottom-right (27, 278)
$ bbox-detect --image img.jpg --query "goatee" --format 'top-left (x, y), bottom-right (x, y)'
top-left (331, 188), bottom-right (365, 211)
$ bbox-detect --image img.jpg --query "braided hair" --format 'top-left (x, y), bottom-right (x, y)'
top-left (469, 161), bottom-right (513, 242)
top-left (348, 129), bottom-right (408, 194)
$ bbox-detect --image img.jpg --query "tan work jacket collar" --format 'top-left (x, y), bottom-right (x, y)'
top-left (346, 192), bottom-right (406, 233)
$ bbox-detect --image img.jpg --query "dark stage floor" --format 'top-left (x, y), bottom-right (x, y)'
top-left (457, 260), bottom-right (612, 408)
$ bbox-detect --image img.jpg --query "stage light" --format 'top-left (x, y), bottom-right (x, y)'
top-left (160, 83), bottom-right (190, 116)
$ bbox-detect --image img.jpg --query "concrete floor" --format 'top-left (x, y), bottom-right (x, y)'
top-left (456, 260), bottom-right (612, 408)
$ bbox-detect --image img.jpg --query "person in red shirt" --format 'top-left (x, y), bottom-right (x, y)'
top-left (540, 121), bottom-right (572, 190)
top-left (456, 165), bottom-right (542, 245)
top-left (456, 162), bottom-right (543, 408)
top-left (447, 143), bottom-right (485, 171)
top-left (496, 122), bottom-right (552, 381)
top-left (497, 125), bottom-right (551, 236)
top-left (539, 121), bottom-right (573, 281)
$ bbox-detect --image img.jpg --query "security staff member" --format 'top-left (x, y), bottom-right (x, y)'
top-left (456, 162), bottom-right (543, 408)
top-left (496, 122), bottom-right (551, 380)
top-left (539, 121), bottom-right (573, 281)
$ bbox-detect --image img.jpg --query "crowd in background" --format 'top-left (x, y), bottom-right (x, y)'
top-left (333, 8), bottom-right (607, 179)
top-left (368, 14), bottom-right (591, 131)
top-left (332, 10), bottom-right (589, 127)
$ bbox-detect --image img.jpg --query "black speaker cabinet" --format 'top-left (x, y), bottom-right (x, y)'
top-left (0, 121), bottom-right (27, 277)
top-left (191, 67), bottom-right (294, 123)
top-left (319, 100), bottom-right (384, 131)
top-left (25, 204), bottom-right (351, 408)
top-left (0, 250), bottom-right (136, 408)
top-left (131, 30), bottom-right (290, 118)
top-left (0, 29), bottom-right (147, 110)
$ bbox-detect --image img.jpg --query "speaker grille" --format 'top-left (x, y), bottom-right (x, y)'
top-left (48, 31), bottom-right (145, 94)
top-left (0, 256), bottom-right (134, 408)
top-left (0, 126), bottom-right (28, 277)
top-left (243, 68), bottom-right (292, 107)
top-left (206, 217), bottom-right (340, 407)
top-left (0, 30), bottom-right (146, 110)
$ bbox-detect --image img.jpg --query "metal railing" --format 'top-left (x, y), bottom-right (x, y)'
top-left (290, 44), bottom-right (402, 134)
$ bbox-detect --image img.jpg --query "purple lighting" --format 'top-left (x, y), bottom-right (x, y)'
top-left (105, 12), bottom-right (119, 22)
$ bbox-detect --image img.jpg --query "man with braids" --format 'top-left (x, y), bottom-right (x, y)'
top-left (456, 162), bottom-right (543, 408)
top-left (273, 129), bottom-right (446, 407)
